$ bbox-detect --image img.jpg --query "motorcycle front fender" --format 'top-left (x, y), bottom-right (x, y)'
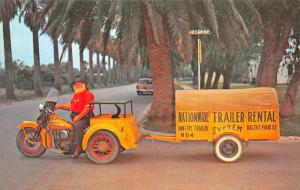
top-left (16, 121), bottom-right (52, 149)
top-left (17, 121), bottom-right (39, 129)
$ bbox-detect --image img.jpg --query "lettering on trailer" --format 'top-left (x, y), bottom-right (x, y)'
top-left (248, 111), bottom-right (276, 122)
top-left (178, 112), bottom-right (209, 122)
top-left (177, 111), bottom-right (209, 138)
top-left (212, 112), bottom-right (245, 123)
top-left (247, 124), bottom-right (277, 131)
top-left (177, 110), bottom-right (277, 139)
top-left (212, 124), bottom-right (243, 135)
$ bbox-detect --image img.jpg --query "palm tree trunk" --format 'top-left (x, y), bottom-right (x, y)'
top-left (108, 56), bottom-right (111, 84)
top-left (102, 55), bottom-right (107, 85)
top-left (191, 61), bottom-right (198, 86)
top-left (256, 18), bottom-right (292, 87)
top-left (53, 36), bottom-right (61, 91)
top-left (200, 64), bottom-right (206, 89)
top-left (114, 60), bottom-right (117, 84)
top-left (222, 64), bottom-right (233, 89)
top-left (280, 62), bottom-right (300, 118)
top-left (68, 43), bottom-right (74, 84)
top-left (205, 66), bottom-right (214, 89)
top-left (96, 53), bottom-right (101, 85)
top-left (32, 28), bottom-right (43, 96)
top-left (88, 49), bottom-right (94, 88)
top-left (2, 20), bottom-right (16, 99)
top-left (144, 6), bottom-right (175, 131)
top-left (212, 70), bottom-right (222, 89)
top-left (79, 48), bottom-right (84, 79)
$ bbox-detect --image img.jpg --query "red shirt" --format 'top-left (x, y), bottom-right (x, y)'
top-left (70, 90), bottom-right (94, 113)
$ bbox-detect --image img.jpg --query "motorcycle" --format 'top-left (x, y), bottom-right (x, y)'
top-left (16, 88), bottom-right (77, 157)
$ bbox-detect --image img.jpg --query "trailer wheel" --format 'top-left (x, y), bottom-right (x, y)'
top-left (214, 135), bottom-right (243, 163)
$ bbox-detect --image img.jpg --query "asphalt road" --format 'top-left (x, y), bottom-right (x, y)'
top-left (1, 84), bottom-right (300, 190)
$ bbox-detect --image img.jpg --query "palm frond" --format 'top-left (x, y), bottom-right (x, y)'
top-left (144, 0), bottom-right (161, 44)
top-left (0, 0), bottom-right (21, 22)
top-left (214, 0), bottom-right (250, 53)
top-left (162, 0), bottom-right (193, 62)
top-left (201, 0), bottom-right (219, 38)
top-left (117, 0), bottom-right (143, 65)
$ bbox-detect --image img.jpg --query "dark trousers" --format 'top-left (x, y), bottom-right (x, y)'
top-left (71, 113), bottom-right (90, 146)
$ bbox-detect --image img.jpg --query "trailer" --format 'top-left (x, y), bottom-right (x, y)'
top-left (84, 87), bottom-right (280, 163)
top-left (145, 87), bottom-right (280, 162)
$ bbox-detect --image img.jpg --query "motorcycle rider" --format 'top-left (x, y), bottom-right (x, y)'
top-left (55, 77), bottom-right (94, 158)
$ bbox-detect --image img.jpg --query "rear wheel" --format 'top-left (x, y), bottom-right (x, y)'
top-left (214, 135), bottom-right (243, 162)
top-left (16, 128), bottom-right (46, 157)
top-left (86, 131), bottom-right (120, 164)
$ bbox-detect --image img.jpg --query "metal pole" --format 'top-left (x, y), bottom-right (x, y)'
top-left (197, 38), bottom-right (202, 90)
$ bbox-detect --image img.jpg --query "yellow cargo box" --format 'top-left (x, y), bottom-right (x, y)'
top-left (175, 87), bottom-right (280, 142)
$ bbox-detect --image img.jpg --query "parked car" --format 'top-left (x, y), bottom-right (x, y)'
top-left (136, 77), bottom-right (153, 95)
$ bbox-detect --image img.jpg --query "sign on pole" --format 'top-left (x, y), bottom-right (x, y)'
top-left (189, 29), bottom-right (210, 90)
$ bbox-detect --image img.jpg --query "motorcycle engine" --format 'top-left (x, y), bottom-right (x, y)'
top-left (54, 129), bottom-right (74, 152)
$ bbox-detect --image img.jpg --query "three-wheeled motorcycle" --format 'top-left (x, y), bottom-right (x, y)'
top-left (16, 88), bottom-right (141, 164)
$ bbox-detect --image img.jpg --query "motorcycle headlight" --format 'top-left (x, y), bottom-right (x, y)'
top-left (39, 104), bottom-right (44, 111)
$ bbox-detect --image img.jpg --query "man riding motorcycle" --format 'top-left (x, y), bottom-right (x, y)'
top-left (55, 78), bottom-right (94, 158)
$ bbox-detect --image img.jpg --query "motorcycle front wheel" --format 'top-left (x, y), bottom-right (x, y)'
top-left (16, 128), bottom-right (46, 157)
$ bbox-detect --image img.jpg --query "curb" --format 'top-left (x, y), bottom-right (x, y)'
top-left (279, 136), bottom-right (300, 142)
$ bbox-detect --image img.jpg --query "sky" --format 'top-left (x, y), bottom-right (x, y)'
top-left (0, 16), bottom-right (105, 69)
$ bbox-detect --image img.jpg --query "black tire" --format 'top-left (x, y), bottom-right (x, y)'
top-left (137, 91), bottom-right (140, 95)
top-left (16, 128), bottom-right (46, 158)
top-left (213, 135), bottom-right (243, 162)
top-left (86, 130), bottom-right (120, 164)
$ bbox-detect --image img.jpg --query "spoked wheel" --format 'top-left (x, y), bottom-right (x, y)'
top-left (86, 131), bottom-right (120, 164)
top-left (16, 128), bottom-right (46, 157)
top-left (214, 135), bottom-right (243, 163)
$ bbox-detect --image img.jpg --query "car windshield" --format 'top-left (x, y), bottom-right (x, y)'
top-left (138, 79), bottom-right (152, 84)
top-left (45, 88), bottom-right (59, 103)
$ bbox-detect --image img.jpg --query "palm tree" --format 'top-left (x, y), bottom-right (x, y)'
top-left (52, 33), bottom-right (61, 91)
top-left (0, 0), bottom-right (20, 99)
top-left (88, 48), bottom-right (94, 88)
top-left (67, 43), bottom-right (74, 84)
top-left (19, 0), bottom-right (45, 96)
top-left (253, 0), bottom-right (300, 87)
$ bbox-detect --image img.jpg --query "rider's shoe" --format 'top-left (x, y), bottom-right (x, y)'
top-left (72, 146), bottom-right (81, 159)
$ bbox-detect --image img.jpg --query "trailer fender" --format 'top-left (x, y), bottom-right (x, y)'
top-left (212, 132), bottom-right (245, 143)
top-left (82, 124), bottom-right (127, 151)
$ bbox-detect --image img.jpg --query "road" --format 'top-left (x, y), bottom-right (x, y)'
top-left (1, 84), bottom-right (300, 190)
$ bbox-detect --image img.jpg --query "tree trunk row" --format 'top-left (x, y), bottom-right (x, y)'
top-left (3, 20), bottom-right (16, 99)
